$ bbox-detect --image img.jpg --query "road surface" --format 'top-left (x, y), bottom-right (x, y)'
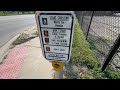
top-left (0, 14), bottom-right (36, 47)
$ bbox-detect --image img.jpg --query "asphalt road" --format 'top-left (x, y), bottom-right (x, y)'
top-left (0, 14), bottom-right (36, 47)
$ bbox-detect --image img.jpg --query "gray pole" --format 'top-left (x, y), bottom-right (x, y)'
top-left (86, 11), bottom-right (94, 40)
top-left (54, 67), bottom-right (63, 79)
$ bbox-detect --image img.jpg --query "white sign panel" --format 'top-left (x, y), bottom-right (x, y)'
top-left (40, 15), bottom-right (72, 28)
top-left (44, 45), bottom-right (69, 54)
top-left (41, 28), bottom-right (71, 46)
top-left (35, 11), bottom-right (75, 62)
top-left (45, 53), bottom-right (68, 61)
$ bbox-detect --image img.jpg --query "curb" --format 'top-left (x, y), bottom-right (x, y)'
top-left (0, 25), bottom-right (37, 63)
top-left (0, 34), bottom-right (20, 63)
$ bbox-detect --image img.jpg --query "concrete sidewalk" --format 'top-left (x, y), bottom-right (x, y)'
top-left (17, 37), bottom-right (54, 79)
top-left (0, 26), bottom-right (54, 79)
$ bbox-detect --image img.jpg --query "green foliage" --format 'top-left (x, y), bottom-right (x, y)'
top-left (68, 18), bottom-right (120, 79)
top-left (0, 11), bottom-right (34, 16)
top-left (103, 68), bottom-right (120, 79)
top-left (71, 19), bottom-right (99, 69)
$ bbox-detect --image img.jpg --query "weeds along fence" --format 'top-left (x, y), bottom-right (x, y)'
top-left (75, 11), bottom-right (120, 71)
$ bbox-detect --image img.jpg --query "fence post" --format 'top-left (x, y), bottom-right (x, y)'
top-left (102, 34), bottom-right (120, 71)
top-left (86, 11), bottom-right (94, 40)
top-left (80, 12), bottom-right (84, 29)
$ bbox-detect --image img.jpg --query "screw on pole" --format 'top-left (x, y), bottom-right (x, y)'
top-left (54, 64), bottom-right (60, 68)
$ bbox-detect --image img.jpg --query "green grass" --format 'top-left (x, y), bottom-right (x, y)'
top-left (64, 18), bottom-right (120, 79)
top-left (0, 11), bottom-right (34, 16)
top-left (71, 18), bottom-right (99, 69)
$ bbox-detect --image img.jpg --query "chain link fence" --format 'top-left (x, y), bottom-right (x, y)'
top-left (75, 11), bottom-right (120, 70)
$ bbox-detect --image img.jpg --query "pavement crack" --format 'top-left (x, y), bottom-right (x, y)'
top-left (25, 45), bottom-right (41, 48)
